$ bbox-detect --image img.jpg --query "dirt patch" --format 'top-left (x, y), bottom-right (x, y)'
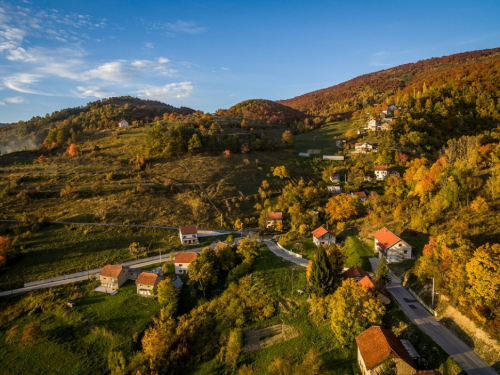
top-left (244, 324), bottom-right (301, 353)
top-left (439, 305), bottom-right (500, 370)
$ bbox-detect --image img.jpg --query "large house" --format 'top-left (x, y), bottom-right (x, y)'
top-left (312, 226), bottom-right (336, 247)
top-left (373, 227), bottom-right (412, 263)
top-left (99, 265), bottom-right (130, 290)
top-left (174, 252), bottom-right (199, 274)
top-left (266, 212), bottom-right (283, 229)
top-left (136, 272), bottom-right (163, 298)
top-left (356, 326), bottom-right (418, 375)
top-left (374, 165), bottom-right (388, 180)
top-left (179, 225), bottom-right (199, 245)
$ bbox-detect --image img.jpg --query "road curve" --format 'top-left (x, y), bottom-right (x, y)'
top-left (263, 240), bottom-right (309, 268)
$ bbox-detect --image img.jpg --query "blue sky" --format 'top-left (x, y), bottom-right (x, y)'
top-left (0, 0), bottom-right (499, 123)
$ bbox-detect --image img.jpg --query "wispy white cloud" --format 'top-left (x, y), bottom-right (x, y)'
top-left (145, 42), bottom-right (154, 49)
top-left (3, 73), bottom-right (56, 96)
top-left (137, 81), bottom-right (194, 100)
top-left (153, 20), bottom-right (207, 37)
top-left (73, 85), bottom-right (113, 98)
top-left (4, 95), bottom-right (25, 103)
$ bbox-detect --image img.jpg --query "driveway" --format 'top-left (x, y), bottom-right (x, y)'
top-left (369, 257), bottom-right (497, 375)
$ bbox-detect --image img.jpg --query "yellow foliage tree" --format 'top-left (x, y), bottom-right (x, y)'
top-left (466, 243), bottom-right (500, 308)
top-left (325, 193), bottom-right (358, 223)
top-left (470, 196), bottom-right (489, 213)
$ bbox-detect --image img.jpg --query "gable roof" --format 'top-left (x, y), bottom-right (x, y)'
top-left (136, 272), bottom-right (160, 286)
top-left (312, 226), bottom-right (333, 239)
top-left (374, 165), bottom-right (388, 171)
top-left (358, 275), bottom-right (377, 290)
top-left (351, 191), bottom-right (367, 199)
top-left (171, 276), bottom-right (184, 289)
top-left (175, 252), bottom-right (199, 264)
top-left (343, 265), bottom-right (369, 280)
top-left (356, 326), bottom-right (417, 371)
top-left (373, 227), bottom-right (402, 250)
top-left (179, 225), bottom-right (197, 235)
top-left (100, 265), bottom-right (126, 278)
top-left (266, 212), bottom-right (283, 221)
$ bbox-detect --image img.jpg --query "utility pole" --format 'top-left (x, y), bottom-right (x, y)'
top-left (431, 277), bottom-right (435, 307)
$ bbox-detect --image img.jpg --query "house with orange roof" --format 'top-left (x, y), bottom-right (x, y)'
top-left (374, 165), bottom-right (388, 180)
top-left (356, 326), bottom-right (418, 375)
top-left (136, 272), bottom-right (163, 298)
top-left (174, 252), bottom-right (199, 274)
top-left (373, 227), bottom-right (412, 263)
top-left (312, 226), bottom-right (336, 247)
top-left (358, 276), bottom-right (391, 305)
top-left (179, 225), bottom-right (199, 245)
top-left (99, 264), bottom-right (130, 290)
top-left (266, 212), bottom-right (283, 230)
top-left (342, 265), bottom-right (369, 281)
top-left (351, 191), bottom-right (367, 202)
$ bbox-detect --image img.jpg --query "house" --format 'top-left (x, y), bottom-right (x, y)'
top-left (266, 212), bottom-right (283, 229)
top-left (367, 119), bottom-right (379, 131)
top-left (373, 227), bottom-right (413, 263)
top-left (179, 225), bottom-right (199, 245)
top-left (351, 191), bottom-right (367, 202)
top-left (330, 173), bottom-right (340, 183)
top-left (327, 185), bottom-right (341, 195)
top-left (356, 326), bottom-right (417, 375)
top-left (136, 272), bottom-right (163, 298)
top-left (175, 252), bottom-right (199, 274)
top-left (357, 276), bottom-right (391, 305)
top-left (389, 170), bottom-right (401, 178)
top-left (355, 143), bottom-right (373, 152)
top-left (171, 276), bottom-right (184, 289)
top-left (357, 128), bottom-right (365, 135)
top-left (374, 165), bottom-right (388, 180)
top-left (312, 226), bottom-right (336, 247)
top-left (343, 265), bottom-right (369, 281)
top-left (99, 265), bottom-right (130, 290)
top-left (118, 119), bottom-right (129, 128)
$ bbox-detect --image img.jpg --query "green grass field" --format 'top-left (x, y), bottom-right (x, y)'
top-left (293, 121), bottom-right (354, 155)
top-left (343, 236), bottom-right (376, 271)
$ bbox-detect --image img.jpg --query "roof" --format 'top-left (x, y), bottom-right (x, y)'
top-left (266, 212), bottom-right (283, 221)
top-left (312, 226), bottom-right (333, 239)
top-left (358, 275), bottom-right (377, 290)
top-left (373, 227), bottom-right (402, 250)
top-left (100, 265), bottom-right (126, 278)
top-left (355, 142), bottom-right (363, 146)
top-left (171, 276), bottom-right (184, 289)
top-left (351, 191), bottom-right (367, 199)
top-left (355, 326), bottom-right (417, 371)
top-left (374, 165), bottom-right (388, 171)
top-left (179, 225), bottom-right (197, 235)
top-left (175, 252), bottom-right (199, 264)
top-left (343, 265), bottom-right (369, 280)
top-left (136, 272), bottom-right (160, 286)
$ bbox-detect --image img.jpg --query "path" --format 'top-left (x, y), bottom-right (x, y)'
top-left (264, 240), bottom-right (309, 267)
top-left (369, 257), bottom-right (497, 375)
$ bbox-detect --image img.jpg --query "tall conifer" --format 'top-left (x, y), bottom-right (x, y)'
top-left (308, 246), bottom-right (335, 297)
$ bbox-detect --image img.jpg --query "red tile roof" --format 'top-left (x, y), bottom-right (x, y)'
top-left (312, 226), bottom-right (333, 239)
top-left (175, 252), bottom-right (199, 264)
top-left (373, 227), bottom-right (402, 250)
top-left (343, 265), bottom-right (369, 279)
top-left (266, 212), bottom-right (283, 221)
top-left (100, 265), bottom-right (126, 278)
top-left (351, 191), bottom-right (367, 199)
top-left (136, 272), bottom-right (160, 286)
top-left (358, 275), bottom-right (377, 290)
top-left (356, 326), bottom-right (417, 371)
top-left (179, 225), bottom-right (197, 235)
top-left (374, 165), bottom-right (388, 171)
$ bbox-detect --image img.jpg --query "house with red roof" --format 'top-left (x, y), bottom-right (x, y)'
top-left (136, 272), bottom-right (163, 298)
top-left (373, 227), bottom-right (412, 263)
top-left (356, 326), bottom-right (418, 375)
top-left (174, 252), bottom-right (199, 274)
top-left (342, 265), bottom-right (369, 281)
top-left (266, 212), bottom-right (283, 230)
top-left (351, 191), bottom-right (368, 202)
top-left (99, 264), bottom-right (130, 290)
top-left (312, 226), bottom-right (336, 247)
top-left (358, 276), bottom-right (391, 305)
top-left (374, 165), bottom-right (388, 180)
top-left (179, 225), bottom-right (199, 245)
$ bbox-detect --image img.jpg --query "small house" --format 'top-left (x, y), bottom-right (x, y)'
top-left (356, 326), bottom-right (417, 375)
top-left (327, 185), bottom-right (341, 195)
top-left (136, 272), bottom-right (163, 298)
top-left (179, 225), bottom-right (199, 245)
top-left (355, 143), bottom-right (373, 152)
top-left (357, 276), bottom-right (391, 305)
top-left (343, 265), bottom-right (369, 281)
top-left (99, 265), bottom-right (130, 290)
top-left (389, 170), bottom-right (401, 178)
top-left (118, 119), bottom-right (129, 128)
top-left (170, 276), bottom-right (183, 289)
top-left (357, 128), bottom-right (365, 135)
top-left (174, 252), bottom-right (199, 274)
top-left (367, 119), bottom-right (379, 131)
top-left (312, 226), bottom-right (336, 247)
top-left (351, 191), bottom-right (367, 202)
top-left (266, 212), bottom-right (283, 229)
top-left (374, 165), bottom-right (388, 180)
top-left (373, 227), bottom-right (412, 264)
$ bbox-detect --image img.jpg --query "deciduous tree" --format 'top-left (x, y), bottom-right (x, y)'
top-left (281, 130), bottom-right (294, 147)
top-left (325, 193), bottom-right (358, 223)
top-left (157, 278), bottom-right (180, 314)
top-left (272, 165), bottom-right (290, 179)
top-left (466, 243), bottom-right (500, 309)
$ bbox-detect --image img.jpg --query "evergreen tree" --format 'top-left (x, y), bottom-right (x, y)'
top-left (375, 256), bottom-right (391, 285)
top-left (308, 246), bottom-right (335, 297)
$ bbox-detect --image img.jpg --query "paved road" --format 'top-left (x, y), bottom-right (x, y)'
top-left (369, 257), bottom-right (497, 375)
top-left (264, 240), bottom-right (309, 268)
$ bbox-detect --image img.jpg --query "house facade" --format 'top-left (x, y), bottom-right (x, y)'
top-left (373, 227), bottom-right (412, 264)
top-left (179, 225), bottom-right (199, 245)
top-left (118, 119), bottom-right (129, 128)
top-left (312, 226), bottom-right (336, 247)
top-left (374, 165), bottom-right (388, 180)
top-left (174, 252), bottom-right (199, 274)
top-left (356, 326), bottom-right (417, 375)
top-left (266, 212), bottom-right (283, 229)
top-left (367, 119), bottom-right (379, 131)
top-left (136, 272), bottom-right (163, 298)
top-left (99, 265), bottom-right (130, 290)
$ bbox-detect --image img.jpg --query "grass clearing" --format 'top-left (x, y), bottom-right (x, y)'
top-left (343, 236), bottom-right (375, 271)
top-left (293, 121), bottom-right (355, 155)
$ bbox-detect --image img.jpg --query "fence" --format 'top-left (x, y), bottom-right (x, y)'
top-left (276, 242), bottom-right (303, 258)
top-left (408, 287), bottom-right (438, 317)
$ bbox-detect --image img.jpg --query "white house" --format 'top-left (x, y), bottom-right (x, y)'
top-left (174, 252), bottom-right (199, 274)
top-left (374, 165), bottom-right (388, 180)
top-left (327, 185), bottom-right (341, 195)
top-left (118, 119), bottom-right (129, 128)
top-left (355, 143), bottom-right (373, 152)
top-left (366, 119), bottom-right (379, 131)
top-left (312, 226), bottom-right (336, 247)
top-left (266, 212), bottom-right (283, 229)
top-left (373, 227), bottom-right (413, 264)
top-left (179, 225), bottom-right (199, 245)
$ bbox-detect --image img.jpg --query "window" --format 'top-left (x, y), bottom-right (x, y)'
top-left (404, 250), bottom-right (407, 254)
top-left (398, 243), bottom-right (402, 247)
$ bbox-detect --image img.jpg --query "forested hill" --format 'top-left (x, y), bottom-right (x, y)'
top-left (278, 47), bottom-right (500, 117)
top-left (216, 99), bottom-right (307, 125)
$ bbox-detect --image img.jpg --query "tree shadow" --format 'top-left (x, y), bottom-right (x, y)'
top-left (400, 229), bottom-right (430, 257)
top-left (439, 317), bottom-right (475, 349)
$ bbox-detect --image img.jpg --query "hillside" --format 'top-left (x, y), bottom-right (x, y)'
top-left (279, 47), bottom-right (500, 117)
top-left (216, 99), bottom-right (307, 125)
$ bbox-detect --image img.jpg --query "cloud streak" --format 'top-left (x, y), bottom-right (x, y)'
top-left (137, 82), bottom-right (194, 100)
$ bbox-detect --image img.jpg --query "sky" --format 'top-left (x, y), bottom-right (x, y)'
top-left (0, 0), bottom-right (499, 123)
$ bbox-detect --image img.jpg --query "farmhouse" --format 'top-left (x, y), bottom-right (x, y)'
top-left (356, 326), bottom-right (417, 375)
top-left (179, 225), bottom-right (199, 245)
top-left (373, 227), bottom-right (412, 264)
top-left (374, 165), bottom-right (388, 180)
top-left (342, 265), bottom-right (369, 281)
top-left (266, 212), bottom-right (283, 229)
top-left (312, 226), bottom-right (336, 247)
top-left (118, 119), bottom-right (129, 128)
top-left (175, 252), bottom-right (199, 274)
top-left (99, 265), bottom-right (130, 290)
top-left (136, 272), bottom-right (163, 298)
top-left (351, 191), bottom-right (367, 202)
